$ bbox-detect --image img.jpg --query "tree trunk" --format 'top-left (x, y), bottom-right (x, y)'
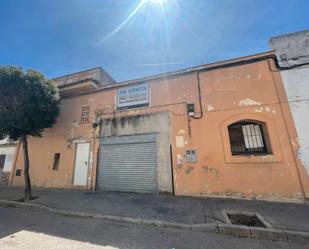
top-left (21, 135), bottom-right (32, 201)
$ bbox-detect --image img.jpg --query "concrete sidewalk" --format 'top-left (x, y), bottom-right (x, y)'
top-left (1, 186), bottom-right (308, 233)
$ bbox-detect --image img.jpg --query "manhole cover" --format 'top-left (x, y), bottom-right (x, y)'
top-left (225, 212), bottom-right (267, 228)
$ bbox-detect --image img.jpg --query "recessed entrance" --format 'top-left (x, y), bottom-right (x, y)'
top-left (97, 134), bottom-right (157, 193)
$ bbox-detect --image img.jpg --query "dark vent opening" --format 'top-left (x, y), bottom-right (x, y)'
top-left (15, 169), bottom-right (22, 176)
top-left (227, 213), bottom-right (266, 228)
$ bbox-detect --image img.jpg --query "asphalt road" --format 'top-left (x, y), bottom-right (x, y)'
top-left (0, 207), bottom-right (306, 249)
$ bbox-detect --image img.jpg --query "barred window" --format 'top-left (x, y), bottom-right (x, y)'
top-left (228, 121), bottom-right (270, 155)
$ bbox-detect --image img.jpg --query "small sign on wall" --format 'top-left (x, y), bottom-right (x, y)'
top-left (117, 83), bottom-right (149, 109)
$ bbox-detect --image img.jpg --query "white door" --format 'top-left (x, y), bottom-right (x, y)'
top-left (73, 143), bottom-right (90, 186)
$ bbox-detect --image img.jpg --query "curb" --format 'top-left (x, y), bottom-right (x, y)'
top-left (1, 200), bottom-right (309, 245)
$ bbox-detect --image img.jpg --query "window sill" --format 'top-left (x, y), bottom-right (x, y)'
top-left (231, 153), bottom-right (273, 157)
top-left (225, 153), bottom-right (282, 163)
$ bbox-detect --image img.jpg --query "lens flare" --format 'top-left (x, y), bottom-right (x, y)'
top-left (147, 0), bottom-right (166, 4)
top-left (97, 0), bottom-right (171, 45)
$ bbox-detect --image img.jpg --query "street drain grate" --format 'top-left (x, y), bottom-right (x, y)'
top-left (225, 212), bottom-right (268, 228)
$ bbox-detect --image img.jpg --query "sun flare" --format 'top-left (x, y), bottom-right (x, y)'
top-left (144, 0), bottom-right (166, 5)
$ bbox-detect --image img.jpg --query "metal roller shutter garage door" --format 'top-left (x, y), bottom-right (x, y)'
top-left (97, 134), bottom-right (157, 193)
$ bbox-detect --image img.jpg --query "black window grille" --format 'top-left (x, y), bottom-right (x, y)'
top-left (228, 121), bottom-right (268, 155)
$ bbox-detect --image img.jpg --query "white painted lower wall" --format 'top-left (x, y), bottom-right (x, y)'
top-left (0, 146), bottom-right (16, 172)
top-left (281, 66), bottom-right (309, 174)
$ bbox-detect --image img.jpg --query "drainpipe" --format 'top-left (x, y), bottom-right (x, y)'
top-left (170, 144), bottom-right (175, 195)
top-left (187, 71), bottom-right (204, 137)
top-left (191, 71), bottom-right (204, 120)
top-left (91, 117), bottom-right (103, 191)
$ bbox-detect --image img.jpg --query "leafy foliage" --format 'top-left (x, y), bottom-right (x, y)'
top-left (0, 66), bottom-right (60, 140)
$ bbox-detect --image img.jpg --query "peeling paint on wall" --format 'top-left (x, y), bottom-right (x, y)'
top-left (66, 136), bottom-right (87, 149)
top-left (184, 166), bottom-right (194, 174)
top-left (64, 119), bottom-right (86, 148)
top-left (176, 154), bottom-right (183, 169)
top-left (177, 129), bottom-right (185, 135)
top-left (176, 136), bottom-right (184, 148)
top-left (254, 106), bottom-right (276, 114)
top-left (215, 75), bottom-right (241, 82)
top-left (239, 98), bottom-right (262, 107)
top-left (202, 166), bottom-right (219, 178)
top-left (207, 105), bottom-right (214, 111)
top-left (254, 107), bottom-right (264, 113)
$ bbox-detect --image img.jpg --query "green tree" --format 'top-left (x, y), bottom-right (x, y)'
top-left (0, 66), bottom-right (60, 201)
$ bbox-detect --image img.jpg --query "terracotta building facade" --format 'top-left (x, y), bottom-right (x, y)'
top-left (9, 50), bottom-right (309, 202)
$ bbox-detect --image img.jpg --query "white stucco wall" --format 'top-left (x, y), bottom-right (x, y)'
top-left (281, 66), bottom-right (309, 174)
top-left (0, 138), bottom-right (10, 145)
top-left (0, 146), bottom-right (16, 172)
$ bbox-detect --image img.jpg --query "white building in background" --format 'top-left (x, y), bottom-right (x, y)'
top-left (0, 138), bottom-right (16, 185)
top-left (269, 30), bottom-right (309, 175)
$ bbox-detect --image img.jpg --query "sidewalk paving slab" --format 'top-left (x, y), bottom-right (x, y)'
top-left (250, 227), bottom-right (287, 241)
top-left (1, 186), bottom-right (309, 239)
top-left (218, 224), bottom-right (251, 238)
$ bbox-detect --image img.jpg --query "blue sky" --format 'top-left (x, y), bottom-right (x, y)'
top-left (0, 0), bottom-right (308, 82)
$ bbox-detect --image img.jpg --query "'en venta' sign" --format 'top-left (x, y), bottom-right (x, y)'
top-left (117, 83), bottom-right (149, 109)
